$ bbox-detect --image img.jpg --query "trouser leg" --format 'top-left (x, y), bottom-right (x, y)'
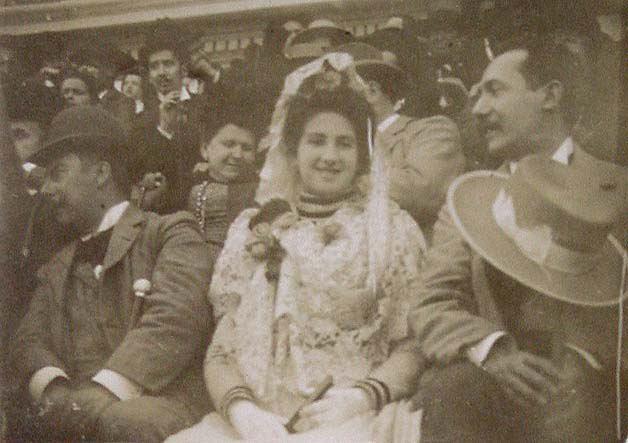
top-left (95, 395), bottom-right (202, 443)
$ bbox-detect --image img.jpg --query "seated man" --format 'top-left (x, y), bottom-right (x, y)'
top-left (339, 42), bottom-right (465, 239)
top-left (410, 152), bottom-right (627, 442)
top-left (10, 105), bottom-right (214, 442)
top-left (187, 101), bottom-right (260, 251)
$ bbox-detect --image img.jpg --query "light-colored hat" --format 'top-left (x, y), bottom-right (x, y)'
top-left (332, 42), bottom-right (412, 98)
top-left (448, 151), bottom-right (627, 306)
top-left (285, 19), bottom-right (353, 59)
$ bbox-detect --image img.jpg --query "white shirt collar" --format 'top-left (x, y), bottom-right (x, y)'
top-left (551, 136), bottom-right (574, 165)
top-left (377, 113), bottom-right (400, 134)
top-left (81, 201), bottom-right (130, 242)
top-left (509, 137), bottom-right (574, 174)
top-left (135, 100), bottom-right (144, 114)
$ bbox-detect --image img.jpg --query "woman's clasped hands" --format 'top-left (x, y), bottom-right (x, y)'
top-left (292, 387), bottom-right (374, 433)
top-left (228, 400), bottom-right (289, 442)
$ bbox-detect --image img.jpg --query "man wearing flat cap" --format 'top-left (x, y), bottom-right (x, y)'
top-left (410, 36), bottom-right (628, 442)
top-left (10, 105), bottom-right (214, 442)
top-left (338, 42), bottom-right (465, 238)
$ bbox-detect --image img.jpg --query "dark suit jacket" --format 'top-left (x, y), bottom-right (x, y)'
top-left (128, 89), bottom-right (211, 214)
top-left (11, 206), bottom-right (215, 412)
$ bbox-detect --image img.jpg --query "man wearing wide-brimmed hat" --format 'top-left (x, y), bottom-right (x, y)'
top-left (336, 42), bottom-right (465, 237)
top-left (10, 105), bottom-right (214, 442)
top-left (410, 153), bottom-right (627, 439)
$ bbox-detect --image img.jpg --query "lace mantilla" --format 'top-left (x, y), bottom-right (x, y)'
top-left (207, 202), bottom-right (426, 416)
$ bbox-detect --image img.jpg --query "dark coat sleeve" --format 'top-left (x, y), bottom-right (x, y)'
top-left (10, 272), bottom-right (68, 381)
top-left (104, 214), bottom-right (214, 392)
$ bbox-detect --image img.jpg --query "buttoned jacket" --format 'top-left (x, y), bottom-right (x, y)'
top-left (12, 206), bottom-right (214, 412)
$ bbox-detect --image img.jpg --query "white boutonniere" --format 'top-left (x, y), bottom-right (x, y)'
top-left (133, 279), bottom-right (151, 298)
top-left (93, 265), bottom-right (104, 280)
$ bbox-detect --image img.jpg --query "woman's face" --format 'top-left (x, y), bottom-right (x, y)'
top-left (202, 123), bottom-right (256, 183)
top-left (122, 74), bottom-right (142, 101)
top-left (61, 77), bottom-right (91, 108)
top-left (296, 111), bottom-right (359, 200)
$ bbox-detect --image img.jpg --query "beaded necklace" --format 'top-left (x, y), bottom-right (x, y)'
top-left (194, 180), bottom-right (211, 231)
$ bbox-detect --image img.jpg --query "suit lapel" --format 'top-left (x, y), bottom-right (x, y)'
top-left (102, 205), bottom-right (145, 271)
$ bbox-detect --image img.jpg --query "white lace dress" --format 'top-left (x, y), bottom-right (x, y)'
top-left (168, 200), bottom-right (426, 443)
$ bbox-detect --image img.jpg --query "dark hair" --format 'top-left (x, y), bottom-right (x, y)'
top-left (59, 67), bottom-right (98, 102)
top-left (200, 99), bottom-right (263, 147)
top-left (282, 85), bottom-right (371, 175)
top-left (512, 37), bottom-right (590, 127)
top-left (355, 65), bottom-right (409, 103)
top-left (69, 137), bottom-right (131, 196)
top-left (139, 24), bottom-right (186, 68)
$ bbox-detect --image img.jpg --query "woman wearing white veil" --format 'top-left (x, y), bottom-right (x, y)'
top-left (167, 54), bottom-right (426, 443)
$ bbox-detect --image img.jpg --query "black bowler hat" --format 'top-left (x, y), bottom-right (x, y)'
top-left (30, 105), bottom-right (127, 166)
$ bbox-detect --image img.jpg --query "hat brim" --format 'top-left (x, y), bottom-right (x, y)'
top-left (290, 27), bottom-right (353, 46)
top-left (448, 171), bottom-right (626, 307)
top-left (354, 61), bottom-right (413, 95)
top-left (29, 133), bottom-right (123, 167)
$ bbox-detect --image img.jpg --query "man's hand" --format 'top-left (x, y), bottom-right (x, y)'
top-left (158, 90), bottom-right (182, 136)
top-left (482, 339), bottom-right (561, 409)
top-left (135, 172), bottom-right (168, 210)
top-left (228, 400), bottom-right (288, 441)
top-left (64, 383), bottom-right (118, 438)
top-left (39, 378), bottom-right (72, 418)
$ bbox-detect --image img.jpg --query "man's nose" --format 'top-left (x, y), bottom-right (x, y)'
top-left (472, 92), bottom-right (490, 116)
top-left (231, 145), bottom-right (243, 159)
top-left (156, 63), bottom-right (167, 76)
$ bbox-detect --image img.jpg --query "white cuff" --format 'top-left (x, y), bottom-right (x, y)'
top-left (467, 331), bottom-right (507, 366)
top-left (29, 367), bottom-right (69, 402)
top-left (157, 125), bottom-right (174, 140)
top-left (92, 369), bottom-right (143, 401)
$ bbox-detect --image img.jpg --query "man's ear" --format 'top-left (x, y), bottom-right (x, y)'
top-left (541, 80), bottom-right (564, 112)
top-left (95, 160), bottom-right (113, 188)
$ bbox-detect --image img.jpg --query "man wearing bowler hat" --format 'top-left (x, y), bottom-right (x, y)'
top-left (338, 42), bottom-right (465, 238)
top-left (410, 153), bottom-right (627, 440)
top-left (10, 105), bottom-right (214, 442)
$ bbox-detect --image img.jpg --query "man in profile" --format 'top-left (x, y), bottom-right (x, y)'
top-left (411, 37), bottom-right (627, 442)
top-left (11, 105), bottom-right (214, 442)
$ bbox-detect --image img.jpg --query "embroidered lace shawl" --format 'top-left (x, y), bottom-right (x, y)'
top-left (207, 200), bottom-right (425, 416)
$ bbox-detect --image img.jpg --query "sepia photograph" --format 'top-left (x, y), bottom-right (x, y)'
top-left (0, 0), bottom-right (626, 441)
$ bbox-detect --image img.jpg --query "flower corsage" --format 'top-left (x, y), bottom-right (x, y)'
top-left (246, 199), bottom-right (298, 281)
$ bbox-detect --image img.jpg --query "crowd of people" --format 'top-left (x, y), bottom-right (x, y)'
top-left (1, 3), bottom-right (626, 442)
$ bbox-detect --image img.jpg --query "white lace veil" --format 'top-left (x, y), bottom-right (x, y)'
top-left (255, 52), bottom-right (392, 293)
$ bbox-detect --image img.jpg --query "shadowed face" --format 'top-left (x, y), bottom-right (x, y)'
top-left (122, 74), bottom-right (142, 100)
top-left (61, 77), bottom-right (92, 108)
top-left (41, 152), bottom-right (101, 230)
top-left (11, 120), bottom-right (42, 161)
top-left (148, 49), bottom-right (182, 95)
top-left (296, 111), bottom-right (359, 199)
